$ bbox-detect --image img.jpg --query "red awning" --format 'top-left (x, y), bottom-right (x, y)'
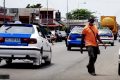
top-left (0, 15), bottom-right (13, 21)
top-left (47, 24), bottom-right (63, 27)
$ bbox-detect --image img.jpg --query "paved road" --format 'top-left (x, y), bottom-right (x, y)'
top-left (0, 40), bottom-right (120, 80)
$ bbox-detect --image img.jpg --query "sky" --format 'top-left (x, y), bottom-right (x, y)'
top-left (0, 0), bottom-right (120, 23)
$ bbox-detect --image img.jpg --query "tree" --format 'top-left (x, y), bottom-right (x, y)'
top-left (66, 9), bottom-right (95, 20)
top-left (26, 4), bottom-right (42, 8)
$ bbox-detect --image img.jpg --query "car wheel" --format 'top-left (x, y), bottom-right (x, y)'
top-left (45, 59), bottom-right (51, 65)
top-left (114, 34), bottom-right (117, 40)
top-left (0, 58), bottom-right (1, 63)
top-left (33, 48), bottom-right (42, 67)
top-left (118, 63), bottom-right (120, 75)
top-left (67, 46), bottom-right (71, 51)
top-left (44, 48), bottom-right (52, 65)
top-left (65, 40), bottom-right (67, 47)
top-left (6, 59), bottom-right (12, 64)
top-left (39, 48), bottom-right (43, 65)
top-left (60, 38), bottom-right (63, 42)
top-left (111, 43), bottom-right (114, 46)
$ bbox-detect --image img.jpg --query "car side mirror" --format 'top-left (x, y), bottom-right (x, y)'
top-left (39, 32), bottom-right (42, 36)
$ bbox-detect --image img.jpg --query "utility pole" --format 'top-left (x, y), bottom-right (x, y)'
top-left (77, 0), bottom-right (79, 9)
top-left (66, 0), bottom-right (68, 28)
top-left (39, 6), bottom-right (40, 24)
top-left (38, 3), bottom-right (41, 24)
top-left (3, 0), bottom-right (6, 23)
top-left (47, 0), bottom-right (48, 29)
top-left (77, 1), bottom-right (86, 20)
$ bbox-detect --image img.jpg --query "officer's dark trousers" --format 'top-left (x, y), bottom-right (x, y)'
top-left (87, 46), bottom-right (98, 73)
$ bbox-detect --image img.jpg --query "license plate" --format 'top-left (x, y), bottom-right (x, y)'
top-left (100, 36), bottom-right (107, 39)
top-left (101, 36), bottom-right (107, 38)
top-left (77, 38), bottom-right (81, 40)
top-left (5, 38), bottom-right (20, 42)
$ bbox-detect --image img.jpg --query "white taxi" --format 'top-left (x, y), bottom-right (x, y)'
top-left (0, 23), bottom-right (52, 66)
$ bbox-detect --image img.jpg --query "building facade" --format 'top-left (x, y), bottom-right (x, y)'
top-left (0, 7), bottom-right (63, 30)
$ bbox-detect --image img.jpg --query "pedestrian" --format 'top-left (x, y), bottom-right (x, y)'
top-left (49, 32), bottom-right (55, 45)
top-left (81, 18), bottom-right (106, 76)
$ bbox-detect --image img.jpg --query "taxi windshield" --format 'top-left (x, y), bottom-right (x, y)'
top-left (71, 27), bottom-right (83, 34)
top-left (0, 25), bottom-right (34, 34)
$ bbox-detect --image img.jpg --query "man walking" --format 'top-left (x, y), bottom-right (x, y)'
top-left (81, 18), bottom-right (106, 76)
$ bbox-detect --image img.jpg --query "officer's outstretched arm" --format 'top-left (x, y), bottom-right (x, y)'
top-left (97, 34), bottom-right (107, 49)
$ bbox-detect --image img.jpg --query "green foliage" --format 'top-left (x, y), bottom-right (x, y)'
top-left (66, 9), bottom-right (95, 20)
top-left (26, 4), bottom-right (42, 8)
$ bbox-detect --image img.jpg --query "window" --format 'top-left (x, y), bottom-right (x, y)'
top-left (0, 26), bottom-right (34, 34)
top-left (9, 8), bottom-right (18, 13)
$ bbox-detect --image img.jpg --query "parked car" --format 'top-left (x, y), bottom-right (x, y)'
top-left (0, 23), bottom-right (52, 66)
top-left (98, 28), bottom-right (114, 46)
top-left (46, 31), bottom-right (57, 45)
top-left (66, 27), bottom-right (84, 50)
top-left (51, 30), bottom-right (62, 42)
top-left (46, 32), bottom-right (56, 43)
top-left (60, 31), bottom-right (67, 40)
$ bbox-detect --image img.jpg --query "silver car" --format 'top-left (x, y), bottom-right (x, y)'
top-left (98, 29), bottom-right (114, 46)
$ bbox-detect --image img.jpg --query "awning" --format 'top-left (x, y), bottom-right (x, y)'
top-left (47, 24), bottom-right (63, 27)
top-left (0, 15), bottom-right (13, 21)
top-left (39, 20), bottom-right (63, 27)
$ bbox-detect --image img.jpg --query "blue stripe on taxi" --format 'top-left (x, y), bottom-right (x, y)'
top-left (0, 33), bottom-right (31, 46)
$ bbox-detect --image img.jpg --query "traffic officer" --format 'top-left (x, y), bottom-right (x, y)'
top-left (81, 18), bottom-right (106, 76)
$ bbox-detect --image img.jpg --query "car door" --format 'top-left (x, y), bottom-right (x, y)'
top-left (36, 26), bottom-right (50, 54)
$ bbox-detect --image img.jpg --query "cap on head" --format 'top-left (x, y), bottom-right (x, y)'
top-left (88, 18), bottom-right (95, 23)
